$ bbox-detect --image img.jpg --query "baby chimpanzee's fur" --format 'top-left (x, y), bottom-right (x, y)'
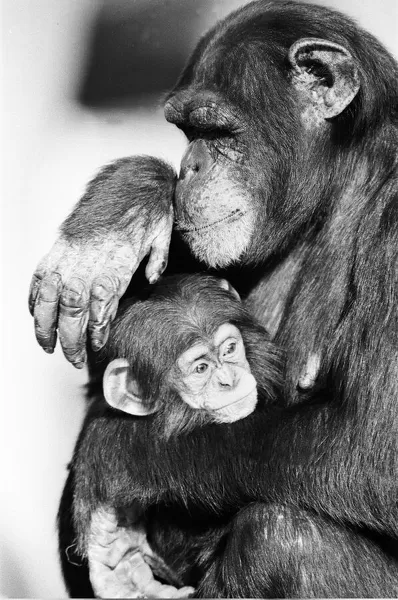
top-left (59, 275), bottom-right (398, 598)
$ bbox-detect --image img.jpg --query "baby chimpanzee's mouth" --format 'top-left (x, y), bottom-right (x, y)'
top-left (176, 209), bottom-right (246, 233)
top-left (212, 387), bottom-right (257, 411)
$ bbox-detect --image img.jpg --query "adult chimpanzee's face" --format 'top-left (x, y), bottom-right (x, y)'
top-left (165, 89), bottom-right (261, 269)
top-left (164, 3), bottom-right (360, 268)
top-left (171, 323), bottom-right (258, 423)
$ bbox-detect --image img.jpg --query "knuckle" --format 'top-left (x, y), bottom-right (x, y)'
top-left (91, 277), bottom-right (117, 301)
top-left (89, 295), bottom-right (117, 324)
top-left (114, 265), bottom-right (132, 282)
top-left (39, 279), bottom-right (62, 302)
top-left (60, 307), bottom-right (86, 319)
top-left (89, 319), bottom-right (108, 333)
top-left (65, 276), bottom-right (87, 294)
top-left (61, 279), bottom-right (89, 308)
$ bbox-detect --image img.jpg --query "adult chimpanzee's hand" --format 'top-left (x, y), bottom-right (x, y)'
top-left (28, 156), bottom-right (176, 367)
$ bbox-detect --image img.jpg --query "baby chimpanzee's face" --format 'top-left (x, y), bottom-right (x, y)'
top-left (170, 323), bottom-right (257, 423)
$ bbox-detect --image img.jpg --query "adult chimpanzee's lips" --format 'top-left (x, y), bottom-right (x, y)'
top-left (176, 209), bottom-right (246, 233)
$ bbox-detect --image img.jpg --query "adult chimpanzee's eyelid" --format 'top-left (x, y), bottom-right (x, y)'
top-left (187, 104), bottom-right (239, 128)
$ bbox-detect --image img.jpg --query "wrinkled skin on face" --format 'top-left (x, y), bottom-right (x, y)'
top-left (172, 323), bottom-right (258, 423)
top-left (165, 92), bottom-right (262, 269)
top-left (173, 134), bottom-right (258, 269)
top-left (164, 9), bottom-right (361, 270)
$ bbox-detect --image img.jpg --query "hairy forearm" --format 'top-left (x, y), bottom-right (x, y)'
top-left (62, 156), bottom-right (176, 241)
top-left (30, 155), bottom-right (177, 365)
top-left (250, 404), bottom-right (398, 534)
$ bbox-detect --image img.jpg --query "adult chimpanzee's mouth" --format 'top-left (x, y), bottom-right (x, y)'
top-left (176, 209), bottom-right (246, 233)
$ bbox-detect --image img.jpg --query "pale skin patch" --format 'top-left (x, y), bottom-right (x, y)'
top-left (289, 38), bottom-right (360, 128)
top-left (29, 207), bottom-right (173, 367)
top-left (181, 208), bottom-right (254, 269)
top-left (175, 323), bottom-right (258, 422)
top-left (87, 506), bottom-right (194, 599)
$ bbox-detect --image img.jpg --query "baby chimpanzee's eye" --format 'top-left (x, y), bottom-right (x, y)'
top-left (195, 363), bottom-right (209, 374)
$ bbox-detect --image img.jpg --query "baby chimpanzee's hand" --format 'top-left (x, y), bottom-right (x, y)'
top-left (87, 506), bottom-right (194, 599)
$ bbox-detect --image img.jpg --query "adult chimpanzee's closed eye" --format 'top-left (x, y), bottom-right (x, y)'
top-left (61, 275), bottom-right (398, 598)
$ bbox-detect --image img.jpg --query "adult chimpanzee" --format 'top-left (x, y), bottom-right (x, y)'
top-left (65, 274), bottom-right (398, 598)
top-left (29, 0), bottom-right (398, 596)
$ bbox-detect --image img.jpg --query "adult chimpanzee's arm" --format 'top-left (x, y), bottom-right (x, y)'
top-left (28, 156), bottom-right (176, 367)
top-left (72, 400), bottom-right (398, 544)
top-left (249, 398), bottom-right (398, 537)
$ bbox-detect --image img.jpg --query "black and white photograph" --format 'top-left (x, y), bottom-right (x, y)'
top-left (2, 0), bottom-right (398, 597)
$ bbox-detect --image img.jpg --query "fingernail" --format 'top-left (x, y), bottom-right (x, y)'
top-left (74, 362), bottom-right (85, 369)
top-left (148, 274), bottom-right (159, 284)
top-left (43, 347), bottom-right (54, 354)
top-left (92, 341), bottom-right (102, 351)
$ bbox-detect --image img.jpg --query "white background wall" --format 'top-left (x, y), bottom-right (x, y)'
top-left (1, 0), bottom-right (397, 596)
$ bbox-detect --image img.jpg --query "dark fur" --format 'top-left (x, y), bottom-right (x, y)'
top-left (61, 155), bottom-right (176, 241)
top-left (64, 275), bottom-right (398, 597)
top-left (58, 1), bottom-right (398, 596)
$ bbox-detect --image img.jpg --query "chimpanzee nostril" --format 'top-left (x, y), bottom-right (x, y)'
top-left (178, 140), bottom-right (212, 183)
top-left (179, 161), bottom-right (200, 180)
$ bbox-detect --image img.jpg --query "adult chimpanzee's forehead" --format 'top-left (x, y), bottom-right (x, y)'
top-left (172, 0), bottom-right (366, 104)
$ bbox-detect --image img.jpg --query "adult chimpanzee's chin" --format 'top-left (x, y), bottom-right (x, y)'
top-left (174, 140), bottom-right (255, 267)
top-left (178, 209), bottom-right (254, 268)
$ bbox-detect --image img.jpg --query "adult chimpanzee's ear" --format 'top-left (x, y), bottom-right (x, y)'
top-left (218, 278), bottom-right (241, 301)
top-left (103, 358), bottom-right (157, 416)
top-left (289, 38), bottom-right (360, 119)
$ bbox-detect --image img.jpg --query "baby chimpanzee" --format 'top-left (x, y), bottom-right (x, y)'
top-left (62, 275), bottom-right (398, 598)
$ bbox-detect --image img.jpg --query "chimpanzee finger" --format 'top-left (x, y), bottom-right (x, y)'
top-left (173, 586), bottom-right (196, 597)
top-left (141, 579), bottom-right (195, 598)
top-left (89, 277), bottom-right (120, 351)
top-left (117, 552), bottom-right (158, 590)
top-left (145, 223), bottom-right (172, 284)
top-left (33, 272), bottom-right (62, 352)
top-left (58, 277), bottom-right (90, 367)
top-left (29, 272), bottom-right (44, 316)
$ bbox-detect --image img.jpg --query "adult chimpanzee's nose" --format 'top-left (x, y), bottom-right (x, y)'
top-left (179, 140), bottom-right (212, 182)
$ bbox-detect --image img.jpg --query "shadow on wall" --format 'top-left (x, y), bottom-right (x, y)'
top-left (76, 0), bottom-right (398, 110)
top-left (78, 0), bottom-right (215, 107)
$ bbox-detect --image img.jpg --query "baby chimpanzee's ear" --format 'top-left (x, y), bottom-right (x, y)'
top-left (218, 278), bottom-right (241, 301)
top-left (103, 358), bottom-right (157, 416)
